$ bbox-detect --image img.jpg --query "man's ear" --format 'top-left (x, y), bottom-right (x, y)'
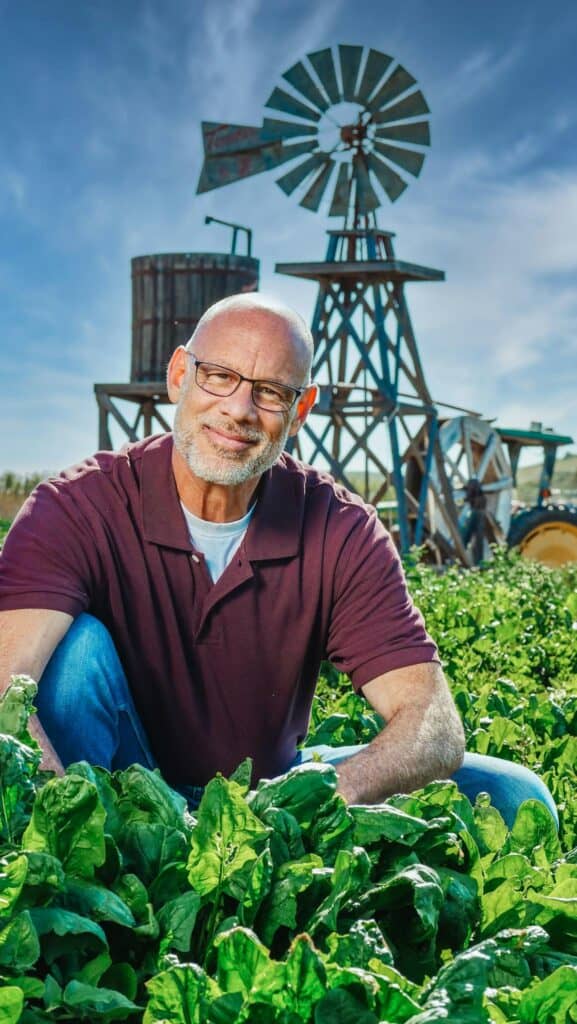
top-left (288, 383), bottom-right (318, 437)
top-left (166, 346), bottom-right (189, 404)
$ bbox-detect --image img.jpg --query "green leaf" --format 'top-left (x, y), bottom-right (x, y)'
top-left (63, 878), bottom-right (136, 928)
top-left (76, 951), bottom-right (113, 987)
top-left (29, 907), bottom-right (107, 962)
top-left (519, 964), bottom-right (577, 1022)
top-left (214, 926), bottom-right (283, 1003)
top-left (0, 986), bottom-right (24, 1024)
top-left (307, 846), bottom-right (372, 935)
top-left (283, 933), bottom-right (327, 1019)
top-left (156, 891), bottom-right (201, 953)
top-left (256, 854), bottom-right (324, 947)
top-left (356, 863), bottom-right (444, 979)
top-left (0, 734), bottom-right (40, 843)
top-left (436, 867), bottom-right (480, 950)
top-left (113, 874), bottom-right (158, 938)
top-left (259, 806), bottom-right (305, 866)
top-left (114, 765), bottom-right (189, 829)
top-left (62, 979), bottom-right (140, 1020)
top-left (308, 795), bottom-right (355, 864)
top-left (0, 974), bottom-right (43, 999)
top-left (22, 774), bottom-right (106, 878)
top-left (144, 961), bottom-right (218, 1024)
top-left (0, 676), bottom-right (39, 748)
top-left (101, 963), bottom-right (139, 1003)
top-left (314, 987), bottom-right (378, 1024)
top-left (506, 800), bottom-right (561, 863)
top-left (472, 793), bottom-right (509, 857)
top-left (120, 822), bottom-right (189, 886)
top-left (187, 776), bottom-right (270, 902)
top-left (350, 803), bottom-right (429, 849)
top-left (326, 919), bottom-right (393, 970)
top-left (0, 855), bottom-right (28, 916)
top-left (0, 911), bottom-right (40, 972)
top-left (228, 758), bottom-right (253, 794)
top-left (249, 764), bottom-right (338, 830)
top-left (19, 851), bottom-right (65, 904)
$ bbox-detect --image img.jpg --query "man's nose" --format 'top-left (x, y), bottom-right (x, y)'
top-left (218, 380), bottom-right (259, 420)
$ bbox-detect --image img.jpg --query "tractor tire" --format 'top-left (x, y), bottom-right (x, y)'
top-left (507, 505), bottom-right (577, 567)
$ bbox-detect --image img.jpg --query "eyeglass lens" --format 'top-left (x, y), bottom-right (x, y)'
top-left (195, 362), bottom-right (297, 411)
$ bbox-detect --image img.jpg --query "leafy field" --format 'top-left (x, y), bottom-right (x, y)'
top-left (0, 552), bottom-right (577, 1021)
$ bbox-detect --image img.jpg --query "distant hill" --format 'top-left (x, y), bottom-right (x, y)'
top-left (515, 450), bottom-right (577, 502)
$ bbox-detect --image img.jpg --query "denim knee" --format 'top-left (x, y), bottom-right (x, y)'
top-left (37, 613), bottom-right (121, 710)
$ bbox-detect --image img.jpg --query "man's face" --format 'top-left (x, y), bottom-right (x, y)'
top-left (172, 308), bottom-right (310, 487)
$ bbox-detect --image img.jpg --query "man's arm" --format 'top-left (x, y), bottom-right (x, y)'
top-left (335, 661), bottom-right (465, 804)
top-left (0, 608), bottom-right (74, 774)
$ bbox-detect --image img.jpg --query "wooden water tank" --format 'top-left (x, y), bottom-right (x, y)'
top-left (131, 252), bottom-right (260, 382)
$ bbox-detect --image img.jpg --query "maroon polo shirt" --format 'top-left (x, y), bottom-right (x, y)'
top-left (0, 434), bottom-right (438, 786)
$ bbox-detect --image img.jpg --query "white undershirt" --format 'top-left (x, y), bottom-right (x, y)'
top-left (180, 502), bottom-right (256, 582)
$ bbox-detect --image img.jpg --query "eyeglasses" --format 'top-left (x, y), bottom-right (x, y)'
top-left (187, 355), bottom-right (306, 413)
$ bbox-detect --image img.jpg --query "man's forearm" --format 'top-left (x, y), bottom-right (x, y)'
top-left (335, 698), bottom-right (465, 805)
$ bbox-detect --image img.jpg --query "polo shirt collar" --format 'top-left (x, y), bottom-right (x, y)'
top-left (140, 434), bottom-right (303, 560)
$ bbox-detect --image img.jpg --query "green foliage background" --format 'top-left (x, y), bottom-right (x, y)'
top-left (311, 550), bottom-right (577, 848)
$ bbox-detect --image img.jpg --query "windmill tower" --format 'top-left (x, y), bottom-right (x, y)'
top-left (196, 45), bottom-right (508, 564)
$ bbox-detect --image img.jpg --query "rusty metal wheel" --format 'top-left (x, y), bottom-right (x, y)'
top-left (431, 417), bottom-right (513, 563)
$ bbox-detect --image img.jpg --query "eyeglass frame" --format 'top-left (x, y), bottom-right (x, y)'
top-left (186, 353), bottom-right (308, 413)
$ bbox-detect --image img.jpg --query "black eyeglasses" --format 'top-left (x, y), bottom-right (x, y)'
top-left (187, 355), bottom-right (306, 413)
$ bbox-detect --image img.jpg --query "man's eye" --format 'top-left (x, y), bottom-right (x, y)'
top-left (257, 384), bottom-right (283, 399)
top-left (206, 370), bottom-right (234, 383)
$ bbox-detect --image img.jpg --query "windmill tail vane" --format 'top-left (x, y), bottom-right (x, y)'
top-left (196, 45), bottom-right (431, 223)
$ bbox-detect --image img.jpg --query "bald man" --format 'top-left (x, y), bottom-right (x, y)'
top-left (0, 295), bottom-right (557, 823)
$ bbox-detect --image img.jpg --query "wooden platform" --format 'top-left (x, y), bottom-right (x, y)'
top-left (94, 382), bottom-right (171, 450)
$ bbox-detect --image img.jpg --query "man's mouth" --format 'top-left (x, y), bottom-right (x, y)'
top-left (203, 424), bottom-right (261, 452)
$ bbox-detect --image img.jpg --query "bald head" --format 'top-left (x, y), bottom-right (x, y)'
top-left (186, 293), bottom-right (314, 384)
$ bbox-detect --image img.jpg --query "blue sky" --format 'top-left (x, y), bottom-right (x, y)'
top-left (1, 0), bottom-right (576, 473)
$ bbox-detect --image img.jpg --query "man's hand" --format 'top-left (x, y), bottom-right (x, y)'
top-left (0, 608), bottom-right (73, 775)
top-left (335, 661), bottom-right (465, 805)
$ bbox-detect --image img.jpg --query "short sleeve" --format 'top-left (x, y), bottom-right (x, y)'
top-left (0, 481), bottom-right (95, 617)
top-left (325, 507), bottom-right (439, 690)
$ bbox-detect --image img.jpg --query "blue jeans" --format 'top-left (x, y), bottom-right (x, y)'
top-left (37, 614), bottom-right (558, 826)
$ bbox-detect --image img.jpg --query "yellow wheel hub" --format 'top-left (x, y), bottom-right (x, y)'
top-left (519, 520), bottom-right (577, 567)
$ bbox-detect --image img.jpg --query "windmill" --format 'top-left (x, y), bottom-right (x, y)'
top-left (196, 45), bottom-right (514, 564)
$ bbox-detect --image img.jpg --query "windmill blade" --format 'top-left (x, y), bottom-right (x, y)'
top-left (355, 48), bottom-right (393, 104)
top-left (353, 154), bottom-right (380, 213)
top-left (329, 163), bottom-right (352, 217)
top-left (307, 47), bottom-right (341, 104)
top-left (265, 86), bottom-right (321, 123)
top-left (201, 121), bottom-right (275, 157)
top-left (368, 64), bottom-right (417, 113)
top-left (282, 61), bottom-right (329, 112)
top-left (276, 152), bottom-right (326, 195)
top-left (375, 120), bottom-right (430, 147)
top-left (338, 44), bottom-right (363, 101)
top-left (366, 151), bottom-right (408, 202)
top-left (262, 117), bottom-right (317, 140)
top-left (373, 89), bottom-right (430, 125)
top-left (197, 139), bottom-right (316, 194)
top-left (374, 140), bottom-right (425, 177)
top-left (300, 158), bottom-right (335, 211)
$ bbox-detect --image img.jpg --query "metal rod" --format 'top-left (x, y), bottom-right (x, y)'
top-left (205, 215), bottom-right (253, 257)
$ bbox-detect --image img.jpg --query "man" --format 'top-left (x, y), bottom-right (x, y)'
top-left (0, 294), bottom-right (556, 823)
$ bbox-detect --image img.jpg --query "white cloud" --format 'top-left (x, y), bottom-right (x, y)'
top-left (439, 39), bottom-right (526, 112)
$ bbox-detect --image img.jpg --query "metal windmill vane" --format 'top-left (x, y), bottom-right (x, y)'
top-left (195, 44), bottom-right (515, 566)
top-left (196, 45), bottom-right (431, 223)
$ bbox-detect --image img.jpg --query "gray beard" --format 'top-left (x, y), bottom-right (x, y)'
top-left (173, 408), bottom-right (290, 486)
